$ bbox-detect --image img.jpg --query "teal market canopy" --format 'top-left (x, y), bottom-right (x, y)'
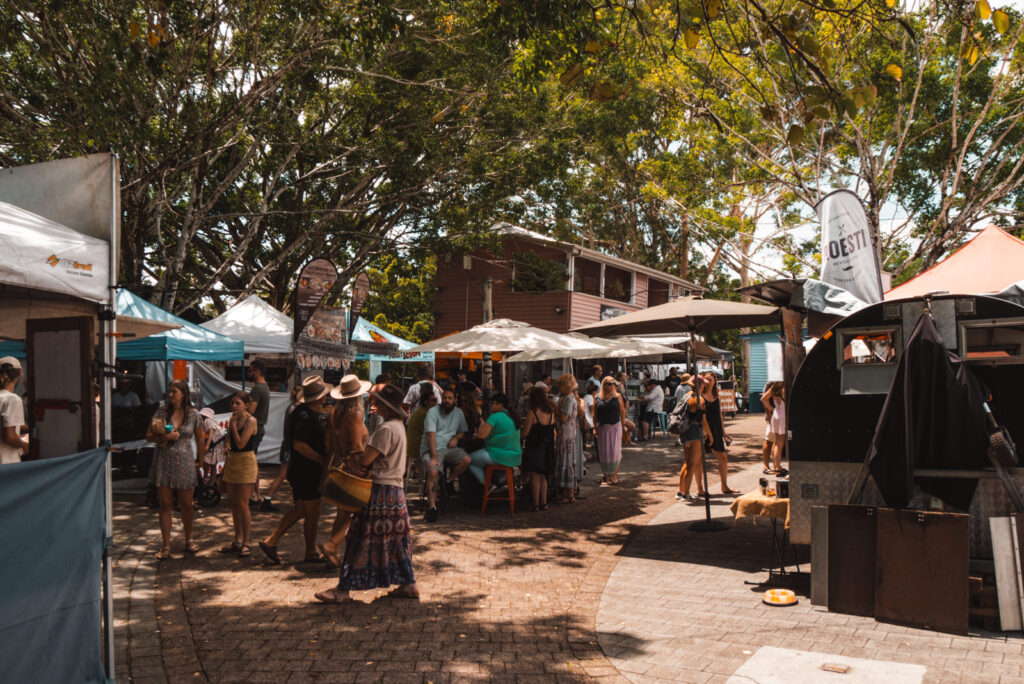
top-left (115, 289), bottom-right (244, 361)
top-left (351, 316), bottom-right (434, 363)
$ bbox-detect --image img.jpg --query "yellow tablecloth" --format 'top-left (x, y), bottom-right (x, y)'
top-left (729, 489), bottom-right (790, 528)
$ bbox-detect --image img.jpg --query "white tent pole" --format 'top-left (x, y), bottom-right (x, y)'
top-left (101, 153), bottom-right (117, 682)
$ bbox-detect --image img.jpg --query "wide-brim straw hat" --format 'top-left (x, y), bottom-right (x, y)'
top-left (678, 373), bottom-right (693, 385)
top-left (301, 374), bottom-right (333, 402)
top-left (370, 384), bottom-right (407, 419)
top-left (330, 374), bottom-right (371, 400)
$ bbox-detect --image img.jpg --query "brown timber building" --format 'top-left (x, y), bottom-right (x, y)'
top-left (433, 223), bottom-right (702, 337)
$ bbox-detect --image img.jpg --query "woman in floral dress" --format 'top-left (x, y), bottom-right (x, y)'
top-left (146, 379), bottom-right (206, 560)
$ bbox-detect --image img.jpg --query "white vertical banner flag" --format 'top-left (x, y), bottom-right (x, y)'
top-left (815, 189), bottom-right (883, 303)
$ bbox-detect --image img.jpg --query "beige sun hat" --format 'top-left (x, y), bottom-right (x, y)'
top-left (330, 374), bottom-right (372, 400)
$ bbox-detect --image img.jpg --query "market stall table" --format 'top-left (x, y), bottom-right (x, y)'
top-left (730, 489), bottom-right (800, 583)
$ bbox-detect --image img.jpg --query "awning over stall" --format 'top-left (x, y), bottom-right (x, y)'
top-left (885, 226), bottom-right (1024, 300)
top-left (352, 316), bottom-right (434, 362)
top-left (115, 290), bottom-right (244, 361)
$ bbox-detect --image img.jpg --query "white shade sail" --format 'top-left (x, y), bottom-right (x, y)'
top-left (408, 319), bottom-right (606, 354)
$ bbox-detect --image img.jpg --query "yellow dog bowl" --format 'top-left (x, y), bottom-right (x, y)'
top-left (762, 588), bottom-right (798, 607)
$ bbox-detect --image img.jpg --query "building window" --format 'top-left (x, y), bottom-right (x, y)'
top-left (573, 258), bottom-right (602, 297)
top-left (604, 265), bottom-right (632, 303)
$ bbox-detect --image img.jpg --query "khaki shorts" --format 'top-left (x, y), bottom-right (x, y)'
top-left (421, 447), bottom-right (470, 471)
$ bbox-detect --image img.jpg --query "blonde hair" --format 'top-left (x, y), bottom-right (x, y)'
top-left (557, 374), bottom-right (577, 395)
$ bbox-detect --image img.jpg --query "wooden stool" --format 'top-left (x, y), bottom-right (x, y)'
top-left (481, 464), bottom-right (515, 517)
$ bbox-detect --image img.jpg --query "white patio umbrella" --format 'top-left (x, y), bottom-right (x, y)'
top-left (408, 318), bottom-right (606, 354)
top-left (505, 334), bottom-right (683, 363)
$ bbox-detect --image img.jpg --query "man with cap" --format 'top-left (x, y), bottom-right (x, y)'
top-left (0, 356), bottom-right (28, 464)
top-left (258, 374), bottom-right (332, 565)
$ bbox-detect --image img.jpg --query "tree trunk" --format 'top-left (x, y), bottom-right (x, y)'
top-left (678, 214), bottom-right (690, 282)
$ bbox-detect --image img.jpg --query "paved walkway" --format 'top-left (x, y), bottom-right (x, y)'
top-left (111, 415), bottom-right (1023, 683)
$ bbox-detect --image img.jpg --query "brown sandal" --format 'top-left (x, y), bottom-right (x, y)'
top-left (156, 547), bottom-right (171, 560)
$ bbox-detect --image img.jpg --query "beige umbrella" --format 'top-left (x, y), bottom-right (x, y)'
top-left (506, 335), bottom-right (686, 363)
top-left (572, 296), bottom-right (778, 337)
top-left (408, 318), bottom-right (605, 354)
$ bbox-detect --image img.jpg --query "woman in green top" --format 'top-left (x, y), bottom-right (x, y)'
top-left (467, 393), bottom-right (521, 485)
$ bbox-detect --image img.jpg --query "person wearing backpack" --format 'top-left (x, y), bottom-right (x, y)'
top-left (673, 374), bottom-right (708, 501)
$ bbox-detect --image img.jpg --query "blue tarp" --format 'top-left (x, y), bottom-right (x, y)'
top-left (352, 316), bottom-right (433, 363)
top-left (0, 341), bottom-right (25, 359)
top-left (115, 289), bottom-right (244, 361)
top-left (0, 448), bottom-right (108, 683)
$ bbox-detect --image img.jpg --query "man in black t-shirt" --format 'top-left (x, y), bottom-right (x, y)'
top-left (258, 375), bottom-right (331, 565)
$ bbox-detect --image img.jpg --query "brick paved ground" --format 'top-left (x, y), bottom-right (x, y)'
top-left (112, 415), bottom-right (1023, 683)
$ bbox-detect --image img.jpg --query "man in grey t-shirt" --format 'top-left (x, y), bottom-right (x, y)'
top-left (421, 388), bottom-right (471, 521)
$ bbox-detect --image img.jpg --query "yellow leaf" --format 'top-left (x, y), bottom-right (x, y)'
top-left (683, 28), bottom-right (700, 49)
top-left (993, 9), bottom-right (1010, 34)
top-left (886, 0), bottom-right (895, 7)
top-left (146, 30), bottom-right (159, 48)
top-left (583, 40), bottom-right (602, 55)
top-left (977, 0), bottom-right (991, 20)
top-left (885, 64), bottom-right (902, 81)
top-left (968, 45), bottom-right (980, 64)
top-left (707, 0), bottom-right (722, 20)
top-left (787, 125), bottom-right (805, 145)
top-left (129, 21), bottom-right (141, 39)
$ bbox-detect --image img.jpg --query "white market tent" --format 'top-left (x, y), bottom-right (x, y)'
top-left (200, 294), bottom-right (293, 354)
top-left (506, 335), bottom-right (683, 363)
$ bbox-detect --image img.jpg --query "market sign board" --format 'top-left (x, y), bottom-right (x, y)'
top-left (293, 258), bottom-right (338, 341)
top-left (294, 305), bottom-right (354, 372)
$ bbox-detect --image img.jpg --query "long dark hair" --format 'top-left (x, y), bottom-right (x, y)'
top-left (528, 387), bottom-right (555, 414)
top-left (167, 379), bottom-right (195, 415)
top-left (459, 390), bottom-right (480, 429)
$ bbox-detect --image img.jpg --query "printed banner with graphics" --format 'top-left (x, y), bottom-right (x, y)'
top-left (816, 189), bottom-right (883, 304)
top-left (293, 258), bottom-right (338, 341)
top-left (348, 272), bottom-right (370, 342)
top-left (350, 316), bottom-right (434, 362)
top-left (294, 305), bottom-right (355, 372)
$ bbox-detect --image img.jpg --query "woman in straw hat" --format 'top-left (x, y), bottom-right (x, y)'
top-left (316, 383), bottom-right (419, 602)
top-left (258, 375), bottom-right (332, 565)
top-left (317, 374), bottom-right (371, 567)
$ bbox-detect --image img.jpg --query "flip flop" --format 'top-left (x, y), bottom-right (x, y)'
top-left (238, 545), bottom-right (252, 557)
top-left (185, 541), bottom-right (199, 554)
top-left (303, 553), bottom-right (327, 564)
top-left (721, 488), bottom-right (740, 495)
top-left (156, 547), bottom-right (171, 560)
top-left (258, 541), bottom-right (281, 564)
top-left (318, 543), bottom-right (341, 568)
top-left (219, 542), bottom-right (241, 554)
top-left (315, 587), bottom-right (352, 604)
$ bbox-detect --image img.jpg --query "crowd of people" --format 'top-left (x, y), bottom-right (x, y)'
top-left (136, 359), bottom-right (766, 602)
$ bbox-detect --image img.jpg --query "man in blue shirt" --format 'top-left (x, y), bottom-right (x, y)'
top-left (422, 388), bottom-right (471, 522)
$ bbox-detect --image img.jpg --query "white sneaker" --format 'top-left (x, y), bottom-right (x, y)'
top-left (674, 491), bottom-right (686, 501)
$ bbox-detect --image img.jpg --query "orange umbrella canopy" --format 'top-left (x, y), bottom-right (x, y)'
top-left (886, 226), bottom-right (1024, 300)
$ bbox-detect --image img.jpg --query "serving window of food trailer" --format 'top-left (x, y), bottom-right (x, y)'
top-left (959, 317), bottom-right (1024, 364)
top-left (835, 325), bottom-right (902, 395)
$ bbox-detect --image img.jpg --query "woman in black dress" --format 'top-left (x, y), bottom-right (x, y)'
top-left (701, 373), bottom-right (737, 495)
top-left (521, 387), bottom-right (556, 511)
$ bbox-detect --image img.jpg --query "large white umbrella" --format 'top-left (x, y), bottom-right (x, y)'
top-left (408, 318), bottom-right (606, 354)
top-left (506, 335), bottom-right (684, 363)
